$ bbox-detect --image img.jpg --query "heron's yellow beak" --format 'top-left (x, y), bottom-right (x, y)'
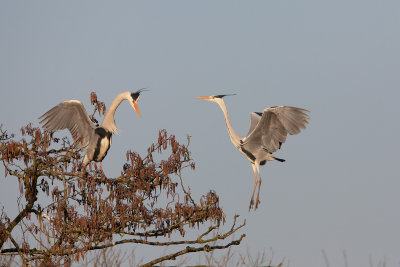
top-left (132, 101), bottom-right (141, 118)
top-left (196, 96), bottom-right (212, 101)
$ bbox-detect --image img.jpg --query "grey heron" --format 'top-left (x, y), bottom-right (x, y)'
top-left (196, 94), bottom-right (310, 210)
top-left (39, 90), bottom-right (144, 171)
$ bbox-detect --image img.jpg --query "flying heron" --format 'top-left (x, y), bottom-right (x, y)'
top-left (39, 90), bottom-right (144, 171)
top-left (196, 94), bottom-right (310, 210)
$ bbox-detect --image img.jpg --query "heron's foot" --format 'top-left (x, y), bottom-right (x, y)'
top-left (96, 162), bottom-right (104, 174)
top-left (96, 167), bottom-right (104, 176)
top-left (255, 197), bottom-right (261, 209)
top-left (249, 198), bottom-right (255, 211)
top-left (249, 197), bottom-right (261, 210)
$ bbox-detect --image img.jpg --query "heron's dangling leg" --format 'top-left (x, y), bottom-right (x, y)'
top-left (255, 165), bottom-right (262, 209)
top-left (249, 164), bottom-right (258, 210)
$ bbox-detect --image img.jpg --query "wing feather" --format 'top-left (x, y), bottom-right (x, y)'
top-left (243, 106), bottom-right (310, 153)
top-left (39, 101), bottom-right (95, 150)
top-left (245, 112), bottom-right (262, 137)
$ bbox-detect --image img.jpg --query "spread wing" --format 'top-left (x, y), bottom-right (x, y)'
top-left (245, 112), bottom-right (262, 137)
top-left (242, 106), bottom-right (310, 153)
top-left (39, 100), bottom-right (95, 150)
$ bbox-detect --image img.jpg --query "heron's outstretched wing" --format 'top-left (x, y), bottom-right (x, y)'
top-left (39, 100), bottom-right (95, 150)
top-left (245, 112), bottom-right (262, 137)
top-left (243, 106), bottom-right (310, 153)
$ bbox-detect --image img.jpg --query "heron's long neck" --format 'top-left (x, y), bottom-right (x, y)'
top-left (101, 92), bottom-right (128, 133)
top-left (217, 100), bottom-right (241, 147)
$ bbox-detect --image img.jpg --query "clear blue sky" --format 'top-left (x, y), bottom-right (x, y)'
top-left (1, 1), bottom-right (399, 266)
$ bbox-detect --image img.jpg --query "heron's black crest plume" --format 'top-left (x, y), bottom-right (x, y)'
top-left (214, 94), bottom-right (236, 99)
top-left (131, 88), bottom-right (149, 101)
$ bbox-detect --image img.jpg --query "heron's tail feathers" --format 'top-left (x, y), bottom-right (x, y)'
top-left (273, 156), bottom-right (286, 162)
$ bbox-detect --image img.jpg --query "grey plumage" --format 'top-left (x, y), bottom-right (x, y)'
top-left (196, 95), bottom-right (310, 210)
top-left (39, 91), bottom-right (143, 170)
top-left (242, 106), bottom-right (310, 154)
top-left (40, 100), bottom-right (94, 150)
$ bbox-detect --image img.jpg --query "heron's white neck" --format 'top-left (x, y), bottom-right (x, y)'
top-left (216, 99), bottom-right (241, 147)
top-left (101, 92), bottom-right (130, 134)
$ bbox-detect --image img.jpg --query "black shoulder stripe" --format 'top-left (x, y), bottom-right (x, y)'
top-left (95, 127), bottom-right (112, 139)
top-left (241, 147), bottom-right (256, 162)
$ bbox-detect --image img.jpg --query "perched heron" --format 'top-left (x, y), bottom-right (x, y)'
top-left (196, 94), bottom-right (310, 210)
top-left (39, 90), bottom-right (144, 171)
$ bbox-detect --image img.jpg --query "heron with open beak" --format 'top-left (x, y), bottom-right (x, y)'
top-left (197, 94), bottom-right (310, 210)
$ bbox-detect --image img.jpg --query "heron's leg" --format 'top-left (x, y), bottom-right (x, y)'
top-left (249, 164), bottom-right (258, 210)
top-left (255, 169), bottom-right (262, 209)
top-left (81, 155), bottom-right (89, 176)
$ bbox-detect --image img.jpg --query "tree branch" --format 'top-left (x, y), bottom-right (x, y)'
top-left (139, 234), bottom-right (246, 267)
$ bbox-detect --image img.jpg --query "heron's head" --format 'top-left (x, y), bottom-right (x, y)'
top-left (196, 94), bottom-right (236, 105)
top-left (128, 88), bottom-right (147, 118)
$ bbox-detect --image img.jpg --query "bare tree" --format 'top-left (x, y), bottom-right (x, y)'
top-left (0, 93), bottom-right (245, 266)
